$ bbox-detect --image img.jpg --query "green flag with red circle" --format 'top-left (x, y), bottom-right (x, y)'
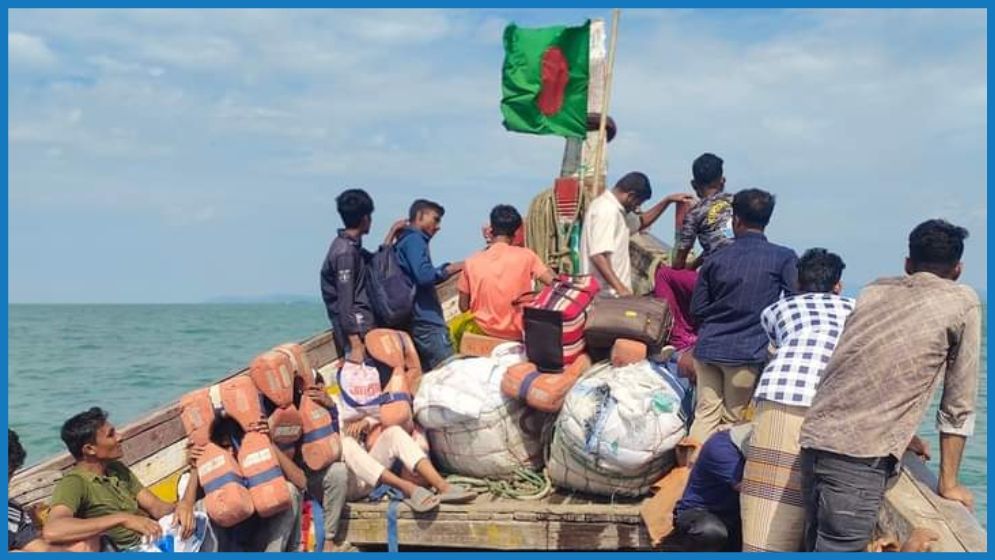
top-left (501, 21), bottom-right (590, 138)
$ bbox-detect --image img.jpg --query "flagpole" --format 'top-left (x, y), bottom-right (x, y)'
top-left (592, 8), bottom-right (621, 196)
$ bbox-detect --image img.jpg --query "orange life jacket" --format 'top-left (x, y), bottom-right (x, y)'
top-left (249, 351), bottom-right (303, 458)
top-left (274, 343), bottom-right (341, 471)
top-left (501, 353), bottom-right (593, 413)
top-left (179, 375), bottom-right (294, 523)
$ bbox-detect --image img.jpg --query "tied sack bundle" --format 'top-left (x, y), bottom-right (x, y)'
top-left (413, 343), bottom-right (550, 480)
top-left (547, 360), bottom-right (688, 497)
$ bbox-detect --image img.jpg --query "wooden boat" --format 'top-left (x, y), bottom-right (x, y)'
top-left (8, 234), bottom-right (986, 552)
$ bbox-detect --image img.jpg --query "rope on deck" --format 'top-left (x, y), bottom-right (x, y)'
top-left (445, 468), bottom-right (554, 501)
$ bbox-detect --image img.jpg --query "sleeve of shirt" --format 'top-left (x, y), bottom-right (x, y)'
top-left (936, 302), bottom-right (981, 437)
top-left (49, 475), bottom-right (85, 515)
top-left (398, 236), bottom-right (447, 287)
top-left (333, 251), bottom-right (362, 336)
top-left (586, 208), bottom-right (616, 257)
top-left (780, 251), bottom-right (800, 296)
top-left (676, 209), bottom-right (698, 251)
top-left (530, 251), bottom-right (551, 279)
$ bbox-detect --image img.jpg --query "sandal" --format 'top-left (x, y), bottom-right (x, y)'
top-left (437, 484), bottom-right (477, 504)
top-left (403, 486), bottom-right (440, 513)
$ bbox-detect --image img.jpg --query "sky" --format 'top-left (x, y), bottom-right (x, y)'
top-left (7, 8), bottom-right (987, 303)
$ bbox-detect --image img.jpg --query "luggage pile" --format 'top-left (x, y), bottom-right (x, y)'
top-left (417, 288), bottom-right (691, 498)
top-left (413, 343), bottom-right (550, 480)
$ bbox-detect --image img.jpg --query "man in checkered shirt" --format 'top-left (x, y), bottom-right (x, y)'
top-left (739, 248), bottom-right (855, 552)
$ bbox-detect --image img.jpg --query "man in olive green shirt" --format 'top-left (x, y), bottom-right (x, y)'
top-left (44, 407), bottom-right (188, 550)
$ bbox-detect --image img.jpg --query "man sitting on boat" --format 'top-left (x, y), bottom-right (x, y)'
top-left (43, 407), bottom-right (204, 552)
top-left (580, 171), bottom-right (692, 296)
top-left (672, 423), bottom-right (752, 551)
top-left (799, 219), bottom-right (980, 552)
top-left (181, 416), bottom-right (305, 552)
top-left (457, 204), bottom-right (556, 342)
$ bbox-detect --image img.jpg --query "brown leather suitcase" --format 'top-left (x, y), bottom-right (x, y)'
top-left (584, 295), bottom-right (673, 352)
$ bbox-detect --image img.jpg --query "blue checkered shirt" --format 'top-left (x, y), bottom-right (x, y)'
top-left (754, 292), bottom-right (856, 407)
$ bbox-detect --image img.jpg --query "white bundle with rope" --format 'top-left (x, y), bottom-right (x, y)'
top-left (547, 360), bottom-right (688, 497)
top-left (413, 345), bottom-right (551, 480)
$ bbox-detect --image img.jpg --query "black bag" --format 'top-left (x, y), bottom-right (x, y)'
top-left (523, 306), bottom-right (567, 373)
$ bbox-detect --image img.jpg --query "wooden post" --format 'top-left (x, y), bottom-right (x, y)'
top-left (591, 9), bottom-right (621, 197)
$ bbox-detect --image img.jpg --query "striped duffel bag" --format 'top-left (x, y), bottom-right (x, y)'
top-left (518, 274), bottom-right (600, 373)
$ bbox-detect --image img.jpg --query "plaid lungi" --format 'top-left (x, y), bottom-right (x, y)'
top-left (741, 400), bottom-right (807, 552)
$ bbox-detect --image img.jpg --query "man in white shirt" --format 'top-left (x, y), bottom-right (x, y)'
top-left (580, 172), bottom-right (691, 295)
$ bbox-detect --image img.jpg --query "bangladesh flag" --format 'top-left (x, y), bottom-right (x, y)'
top-left (501, 21), bottom-right (590, 138)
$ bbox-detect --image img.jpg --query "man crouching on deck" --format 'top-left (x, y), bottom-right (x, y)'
top-left (44, 407), bottom-right (205, 551)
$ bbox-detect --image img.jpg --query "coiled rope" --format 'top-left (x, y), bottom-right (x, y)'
top-left (525, 181), bottom-right (592, 275)
top-left (445, 468), bottom-right (554, 501)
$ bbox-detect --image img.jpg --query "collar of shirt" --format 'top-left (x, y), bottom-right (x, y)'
top-left (601, 190), bottom-right (628, 216)
top-left (400, 226), bottom-right (431, 243)
top-left (337, 229), bottom-right (363, 248)
top-left (68, 462), bottom-right (124, 482)
top-left (734, 230), bottom-right (767, 243)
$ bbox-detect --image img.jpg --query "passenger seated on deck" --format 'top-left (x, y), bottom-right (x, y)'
top-left (8, 429), bottom-right (95, 552)
top-left (672, 423), bottom-right (751, 552)
top-left (44, 407), bottom-right (193, 551)
top-left (338, 415), bottom-right (476, 512)
top-left (457, 205), bottom-right (556, 342)
top-left (180, 416), bottom-right (304, 552)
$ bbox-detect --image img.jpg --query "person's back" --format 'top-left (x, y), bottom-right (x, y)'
top-left (688, 188), bottom-right (797, 447)
top-left (801, 272), bottom-right (979, 457)
top-left (674, 153), bottom-right (734, 270)
top-left (320, 189), bottom-right (377, 361)
top-left (459, 205), bottom-right (553, 341)
top-left (798, 219), bottom-right (979, 553)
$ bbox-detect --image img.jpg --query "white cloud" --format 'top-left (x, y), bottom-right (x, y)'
top-left (8, 31), bottom-right (56, 67)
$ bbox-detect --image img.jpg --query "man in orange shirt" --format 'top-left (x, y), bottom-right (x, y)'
top-left (458, 205), bottom-right (556, 341)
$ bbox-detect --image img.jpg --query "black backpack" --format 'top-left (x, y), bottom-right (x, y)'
top-left (368, 244), bottom-right (415, 327)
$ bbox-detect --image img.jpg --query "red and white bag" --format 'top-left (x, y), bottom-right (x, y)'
top-left (519, 275), bottom-right (600, 372)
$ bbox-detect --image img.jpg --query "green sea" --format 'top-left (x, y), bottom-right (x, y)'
top-left (7, 303), bottom-right (988, 528)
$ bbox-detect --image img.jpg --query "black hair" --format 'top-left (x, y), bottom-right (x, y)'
top-left (210, 417), bottom-right (245, 448)
top-left (692, 153), bottom-right (724, 188)
top-left (732, 188), bottom-right (776, 229)
top-left (409, 199), bottom-right (445, 222)
top-left (586, 113), bottom-right (617, 143)
top-left (490, 205), bottom-right (523, 238)
top-left (9, 429), bottom-right (26, 475)
top-left (908, 219), bottom-right (969, 276)
top-left (336, 189), bottom-right (375, 229)
top-left (61, 407), bottom-right (109, 460)
top-left (614, 172), bottom-right (652, 202)
top-left (798, 248), bottom-right (846, 293)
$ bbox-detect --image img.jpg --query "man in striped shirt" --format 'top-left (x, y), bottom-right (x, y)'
top-left (739, 248), bottom-right (855, 552)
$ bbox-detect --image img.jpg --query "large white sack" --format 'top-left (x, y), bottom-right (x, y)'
top-left (414, 345), bottom-right (549, 480)
top-left (548, 360), bottom-right (688, 497)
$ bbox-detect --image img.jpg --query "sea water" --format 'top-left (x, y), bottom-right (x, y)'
top-left (6, 303), bottom-right (989, 527)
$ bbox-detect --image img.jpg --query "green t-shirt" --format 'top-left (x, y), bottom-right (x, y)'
top-left (49, 461), bottom-right (148, 550)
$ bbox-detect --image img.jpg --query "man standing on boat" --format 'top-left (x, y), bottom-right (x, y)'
top-left (798, 219), bottom-right (980, 552)
top-left (320, 189), bottom-right (405, 363)
top-left (395, 199), bottom-right (463, 371)
top-left (688, 189), bottom-right (798, 446)
top-left (580, 172), bottom-right (692, 296)
top-left (739, 248), bottom-right (855, 552)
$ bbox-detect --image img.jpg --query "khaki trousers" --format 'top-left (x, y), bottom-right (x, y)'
top-left (687, 360), bottom-right (758, 445)
top-left (341, 425), bottom-right (428, 501)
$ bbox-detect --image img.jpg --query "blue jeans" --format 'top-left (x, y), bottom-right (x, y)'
top-left (411, 321), bottom-right (453, 372)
